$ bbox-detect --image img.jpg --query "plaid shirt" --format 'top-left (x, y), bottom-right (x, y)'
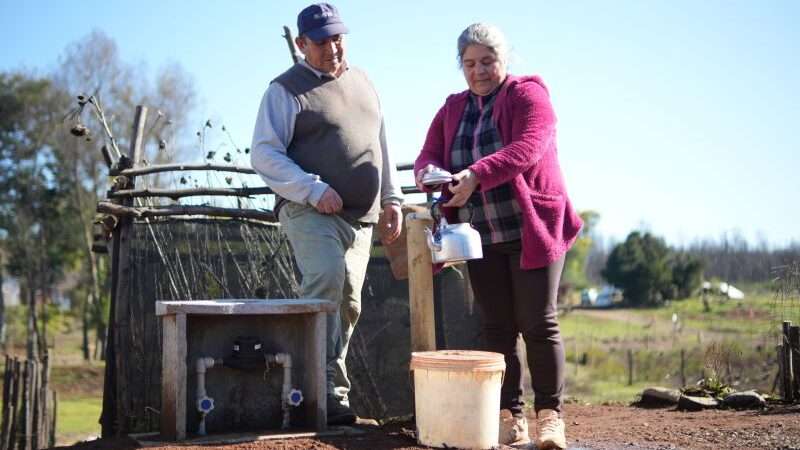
top-left (450, 86), bottom-right (522, 244)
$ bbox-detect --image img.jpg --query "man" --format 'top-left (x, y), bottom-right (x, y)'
top-left (250, 3), bottom-right (404, 425)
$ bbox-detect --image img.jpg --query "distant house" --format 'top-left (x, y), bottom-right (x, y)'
top-left (0, 274), bottom-right (73, 309)
top-left (2, 276), bottom-right (21, 307)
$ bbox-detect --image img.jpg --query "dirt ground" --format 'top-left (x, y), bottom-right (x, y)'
top-left (60, 402), bottom-right (800, 450)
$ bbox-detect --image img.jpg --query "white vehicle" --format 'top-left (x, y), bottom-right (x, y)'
top-left (596, 285), bottom-right (621, 307)
top-left (580, 288), bottom-right (598, 306)
top-left (702, 281), bottom-right (745, 299)
top-left (581, 285), bottom-right (621, 307)
top-left (719, 282), bottom-right (745, 299)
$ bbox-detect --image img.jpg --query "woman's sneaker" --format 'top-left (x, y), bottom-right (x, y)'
top-left (535, 409), bottom-right (566, 449)
top-left (499, 409), bottom-right (531, 446)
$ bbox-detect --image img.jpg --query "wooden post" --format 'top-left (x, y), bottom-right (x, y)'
top-left (574, 338), bottom-right (579, 376)
top-left (782, 321), bottom-right (794, 402)
top-left (39, 354), bottom-right (50, 448)
top-left (49, 390), bottom-right (57, 449)
top-left (282, 26), bottom-right (302, 64)
top-left (29, 359), bottom-right (39, 450)
top-left (20, 360), bottom-right (32, 450)
top-left (776, 344), bottom-right (786, 399)
top-left (114, 105), bottom-right (148, 435)
top-left (680, 349), bottom-right (686, 388)
top-left (4, 358), bottom-right (20, 450)
top-left (100, 222), bottom-right (119, 437)
top-left (160, 312), bottom-right (187, 441)
top-left (788, 325), bottom-right (800, 398)
top-left (406, 212), bottom-right (436, 352)
top-left (627, 349), bottom-right (634, 386)
top-left (0, 356), bottom-right (10, 449)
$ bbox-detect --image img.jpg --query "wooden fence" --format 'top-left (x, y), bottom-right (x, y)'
top-left (0, 355), bottom-right (56, 450)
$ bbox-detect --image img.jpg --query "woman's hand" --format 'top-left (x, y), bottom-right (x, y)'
top-left (444, 169), bottom-right (479, 207)
top-left (415, 164), bottom-right (439, 191)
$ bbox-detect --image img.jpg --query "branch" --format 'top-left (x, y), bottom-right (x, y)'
top-left (109, 163), bottom-right (256, 177)
top-left (88, 94), bottom-right (123, 162)
top-left (108, 186), bottom-right (273, 200)
top-left (97, 201), bottom-right (276, 222)
top-left (283, 25), bottom-right (302, 64)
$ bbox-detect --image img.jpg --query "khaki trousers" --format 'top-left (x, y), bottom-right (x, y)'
top-left (279, 202), bottom-right (373, 404)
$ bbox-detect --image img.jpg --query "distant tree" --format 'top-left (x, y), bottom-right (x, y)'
top-left (0, 72), bottom-right (83, 359)
top-left (669, 252), bottom-right (705, 299)
top-left (685, 231), bottom-right (800, 285)
top-left (563, 210), bottom-right (601, 290)
top-left (601, 231), bottom-right (672, 306)
top-left (0, 31), bottom-right (195, 358)
top-left (1, 30), bottom-right (197, 361)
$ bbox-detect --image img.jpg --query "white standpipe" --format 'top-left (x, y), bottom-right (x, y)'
top-left (272, 352), bottom-right (304, 429)
top-left (195, 356), bottom-right (221, 436)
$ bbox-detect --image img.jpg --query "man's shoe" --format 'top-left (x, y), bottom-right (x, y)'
top-left (327, 395), bottom-right (357, 425)
top-left (499, 409), bottom-right (531, 446)
top-left (535, 409), bottom-right (566, 450)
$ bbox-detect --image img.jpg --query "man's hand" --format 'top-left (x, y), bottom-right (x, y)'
top-left (382, 203), bottom-right (402, 244)
top-left (316, 187), bottom-right (343, 214)
top-left (444, 169), bottom-right (479, 207)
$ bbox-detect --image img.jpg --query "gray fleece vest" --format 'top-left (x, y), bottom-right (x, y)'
top-left (272, 63), bottom-right (383, 223)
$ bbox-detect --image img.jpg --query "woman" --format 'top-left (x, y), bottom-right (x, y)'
top-left (414, 23), bottom-right (582, 449)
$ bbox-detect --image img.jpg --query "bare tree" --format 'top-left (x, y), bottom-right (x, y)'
top-left (53, 30), bottom-right (196, 359)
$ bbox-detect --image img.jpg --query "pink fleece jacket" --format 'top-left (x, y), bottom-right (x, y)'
top-left (415, 74), bottom-right (583, 269)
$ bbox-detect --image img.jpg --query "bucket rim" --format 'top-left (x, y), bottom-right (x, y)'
top-left (410, 350), bottom-right (506, 372)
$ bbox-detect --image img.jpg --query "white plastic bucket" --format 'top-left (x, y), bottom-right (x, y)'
top-left (410, 350), bottom-right (505, 449)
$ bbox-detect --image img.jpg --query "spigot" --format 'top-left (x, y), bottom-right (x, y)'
top-left (197, 395), bottom-right (215, 414)
top-left (285, 389), bottom-right (304, 407)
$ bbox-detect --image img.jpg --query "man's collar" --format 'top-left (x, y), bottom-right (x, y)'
top-left (299, 59), bottom-right (349, 79)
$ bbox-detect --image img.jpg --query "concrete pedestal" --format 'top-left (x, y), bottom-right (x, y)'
top-left (156, 299), bottom-right (335, 440)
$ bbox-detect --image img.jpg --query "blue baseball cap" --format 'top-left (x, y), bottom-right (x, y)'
top-left (297, 3), bottom-right (349, 41)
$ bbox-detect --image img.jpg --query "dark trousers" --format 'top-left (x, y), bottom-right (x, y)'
top-left (467, 240), bottom-right (565, 416)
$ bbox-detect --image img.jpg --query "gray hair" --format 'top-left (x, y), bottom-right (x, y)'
top-left (457, 22), bottom-right (509, 67)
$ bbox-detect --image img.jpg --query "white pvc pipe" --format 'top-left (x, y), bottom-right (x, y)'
top-left (196, 356), bottom-right (216, 400)
top-left (275, 352), bottom-right (293, 429)
top-left (275, 353), bottom-right (293, 396)
top-left (409, 210), bottom-right (432, 220)
top-left (195, 356), bottom-right (220, 436)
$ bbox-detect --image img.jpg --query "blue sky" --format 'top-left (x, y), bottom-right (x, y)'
top-left (1, 1), bottom-right (798, 247)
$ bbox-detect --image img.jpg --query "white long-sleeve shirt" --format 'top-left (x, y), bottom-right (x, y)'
top-left (250, 59), bottom-right (404, 209)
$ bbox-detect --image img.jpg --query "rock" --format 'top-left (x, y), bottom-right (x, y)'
top-left (635, 387), bottom-right (681, 408)
top-left (677, 394), bottom-right (720, 411)
top-left (721, 390), bottom-right (766, 409)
